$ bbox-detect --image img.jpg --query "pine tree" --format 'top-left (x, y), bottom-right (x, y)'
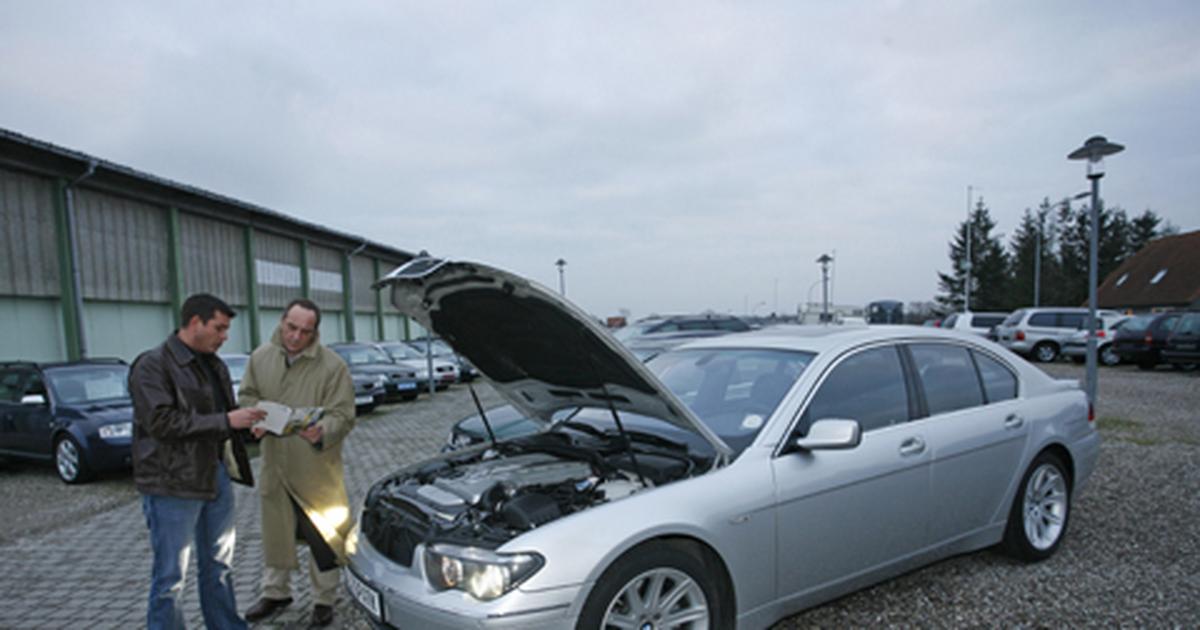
top-left (1128, 209), bottom-right (1163, 254)
top-left (937, 198), bottom-right (1010, 311)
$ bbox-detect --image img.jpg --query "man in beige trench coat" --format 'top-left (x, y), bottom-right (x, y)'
top-left (237, 299), bottom-right (356, 627)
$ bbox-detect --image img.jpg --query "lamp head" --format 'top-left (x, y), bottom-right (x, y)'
top-left (1068, 135), bottom-right (1124, 180)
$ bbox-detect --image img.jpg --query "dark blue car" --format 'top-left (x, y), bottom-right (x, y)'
top-left (0, 359), bottom-right (133, 483)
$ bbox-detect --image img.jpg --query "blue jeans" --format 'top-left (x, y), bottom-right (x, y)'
top-left (141, 464), bottom-right (247, 630)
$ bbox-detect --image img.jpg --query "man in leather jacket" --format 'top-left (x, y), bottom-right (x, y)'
top-left (129, 293), bottom-right (266, 630)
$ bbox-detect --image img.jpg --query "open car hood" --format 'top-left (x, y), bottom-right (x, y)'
top-left (374, 257), bottom-right (732, 458)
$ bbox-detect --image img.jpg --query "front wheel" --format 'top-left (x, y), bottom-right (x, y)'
top-left (55, 435), bottom-right (92, 484)
top-left (577, 541), bottom-right (726, 630)
top-left (1033, 342), bottom-right (1059, 363)
top-left (1100, 344), bottom-right (1120, 366)
top-left (1001, 451), bottom-right (1071, 562)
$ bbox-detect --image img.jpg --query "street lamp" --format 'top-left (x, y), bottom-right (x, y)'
top-left (554, 258), bottom-right (567, 296)
top-left (816, 254), bottom-right (833, 323)
top-left (1067, 135), bottom-right (1125, 411)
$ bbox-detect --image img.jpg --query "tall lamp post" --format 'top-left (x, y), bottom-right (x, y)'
top-left (1067, 135), bottom-right (1124, 411)
top-left (817, 254), bottom-right (833, 323)
top-left (555, 258), bottom-right (567, 296)
top-left (964, 185), bottom-right (977, 311)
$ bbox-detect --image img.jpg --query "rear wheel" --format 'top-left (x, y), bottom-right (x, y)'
top-left (1033, 342), bottom-right (1059, 363)
top-left (1100, 344), bottom-right (1120, 366)
top-left (1002, 451), bottom-right (1070, 562)
top-left (54, 435), bottom-right (92, 484)
top-left (577, 541), bottom-right (726, 630)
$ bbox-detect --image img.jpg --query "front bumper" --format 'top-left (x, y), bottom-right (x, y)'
top-left (346, 524), bottom-right (579, 630)
top-left (83, 434), bottom-right (132, 471)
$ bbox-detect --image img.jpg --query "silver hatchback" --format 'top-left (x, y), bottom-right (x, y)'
top-left (996, 307), bottom-right (1122, 362)
top-left (345, 258), bottom-right (1100, 629)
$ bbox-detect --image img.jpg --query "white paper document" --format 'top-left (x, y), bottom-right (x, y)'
top-left (252, 401), bottom-right (323, 436)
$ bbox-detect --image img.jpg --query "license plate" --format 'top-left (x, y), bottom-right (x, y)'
top-left (355, 395), bottom-right (373, 405)
top-left (346, 569), bottom-right (382, 620)
top-left (396, 382), bottom-right (417, 390)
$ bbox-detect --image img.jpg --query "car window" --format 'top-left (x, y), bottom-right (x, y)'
top-left (336, 346), bottom-right (393, 365)
top-left (1001, 310), bottom-right (1026, 326)
top-left (1120, 315), bottom-right (1154, 333)
top-left (0, 368), bottom-right (32, 402)
top-left (1028, 312), bottom-right (1057, 327)
top-left (1176, 314), bottom-right (1200, 336)
top-left (655, 322), bottom-right (680, 333)
top-left (46, 365), bottom-right (130, 404)
top-left (1059, 313), bottom-right (1085, 329)
top-left (715, 318), bottom-right (750, 332)
top-left (909, 344), bottom-right (984, 416)
top-left (678, 320), bottom-right (712, 331)
top-left (971, 351), bottom-right (1017, 403)
top-left (799, 345), bottom-right (909, 435)
top-left (648, 348), bottom-right (814, 456)
top-left (972, 315), bottom-right (1004, 328)
top-left (942, 313), bottom-right (959, 327)
top-left (1155, 314), bottom-right (1180, 333)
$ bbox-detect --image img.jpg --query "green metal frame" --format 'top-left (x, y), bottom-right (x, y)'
top-left (342, 254), bottom-right (355, 341)
top-left (299, 239), bottom-right (311, 298)
top-left (53, 178), bottom-right (82, 360)
top-left (244, 226), bottom-right (261, 348)
top-left (374, 258), bottom-right (385, 340)
top-left (166, 207), bottom-right (185, 320)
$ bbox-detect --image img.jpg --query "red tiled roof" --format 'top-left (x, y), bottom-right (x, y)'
top-left (1097, 230), bottom-right (1200, 309)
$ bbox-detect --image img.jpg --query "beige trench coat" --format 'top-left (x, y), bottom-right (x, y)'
top-left (238, 327), bottom-right (356, 569)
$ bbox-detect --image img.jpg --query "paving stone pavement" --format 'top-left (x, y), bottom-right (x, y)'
top-left (0, 384), bottom-right (504, 630)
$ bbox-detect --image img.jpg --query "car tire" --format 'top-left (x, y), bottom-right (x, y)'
top-left (1001, 451), bottom-right (1071, 562)
top-left (577, 541), bottom-right (729, 630)
top-left (1032, 342), bottom-right (1059, 363)
top-left (1100, 344), bottom-right (1120, 367)
top-left (54, 435), bottom-right (92, 484)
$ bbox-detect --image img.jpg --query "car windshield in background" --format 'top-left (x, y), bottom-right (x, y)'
top-left (335, 346), bottom-right (393, 365)
top-left (46, 365), bottom-right (130, 405)
top-left (408, 339), bottom-right (454, 356)
top-left (379, 343), bottom-right (422, 361)
top-left (645, 348), bottom-right (815, 456)
top-left (222, 356), bottom-right (248, 381)
top-left (1001, 310), bottom-right (1026, 326)
top-left (612, 321), bottom-right (662, 342)
top-left (1121, 314), bottom-right (1155, 332)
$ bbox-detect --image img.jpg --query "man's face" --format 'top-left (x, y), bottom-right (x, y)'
top-left (281, 306), bottom-right (318, 354)
top-left (185, 312), bottom-right (231, 354)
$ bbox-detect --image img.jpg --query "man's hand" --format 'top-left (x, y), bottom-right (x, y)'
top-left (228, 407), bottom-right (267, 430)
top-left (298, 423), bottom-right (323, 445)
top-left (251, 426), bottom-right (266, 439)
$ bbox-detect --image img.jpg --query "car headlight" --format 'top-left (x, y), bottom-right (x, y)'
top-left (99, 422), bottom-right (132, 440)
top-left (374, 374), bottom-right (388, 386)
top-left (424, 544), bottom-right (543, 601)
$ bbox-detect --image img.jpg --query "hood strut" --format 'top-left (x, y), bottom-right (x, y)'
top-left (466, 382), bottom-right (498, 446)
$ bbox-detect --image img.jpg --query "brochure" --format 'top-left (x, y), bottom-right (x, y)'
top-left (253, 401), bottom-right (324, 436)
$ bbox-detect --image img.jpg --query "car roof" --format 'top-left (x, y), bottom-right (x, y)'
top-left (0, 358), bottom-right (127, 370)
top-left (671, 324), bottom-right (985, 355)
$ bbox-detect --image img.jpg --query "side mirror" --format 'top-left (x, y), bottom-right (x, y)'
top-left (20, 393), bottom-right (48, 406)
top-left (793, 418), bottom-right (861, 451)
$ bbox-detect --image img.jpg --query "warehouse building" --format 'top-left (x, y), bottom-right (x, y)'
top-left (1, 127), bottom-right (417, 363)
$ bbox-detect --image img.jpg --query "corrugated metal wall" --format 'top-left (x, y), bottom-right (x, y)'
top-left (74, 189), bottom-right (169, 302)
top-left (0, 169), bottom-right (59, 297)
top-left (307, 244), bottom-right (344, 311)
top-left (181, 213), bottom-right (248, 306)
top-left (351, 254), bottom-right (375, 311)
top-left (254, 230), bottom-right (302, 308)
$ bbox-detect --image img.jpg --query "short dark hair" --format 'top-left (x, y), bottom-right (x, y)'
top-left (180, 293), bottom-right (235, 327)
top-left (283, 298), bottom-right (322, 327)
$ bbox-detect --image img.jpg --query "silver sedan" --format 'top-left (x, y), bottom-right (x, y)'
top-left (345, 258), bottom-right (1100, 630)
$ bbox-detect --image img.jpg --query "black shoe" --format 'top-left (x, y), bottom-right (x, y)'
top-left (244, 596), bottom-right (293, 622)
top-left (310, 604), bottom-right (334, 627)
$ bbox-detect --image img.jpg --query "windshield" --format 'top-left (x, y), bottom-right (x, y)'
top-left (221, 355), bottom-right (248, 381)
top-left (408, 340), bottom-right (453, 356)
top-left (380, 343), bottom-right (422, 361)
top-left (1001, 310), bottom-right (1026, 326)
top-left (335, 346), bottom-right (393, 365)
top-left (612, 320), bottom-right (663, 342)
top-left (47, 365), bottom-right (130, 405)
top-left (645, 348), bottom-right (815, 456)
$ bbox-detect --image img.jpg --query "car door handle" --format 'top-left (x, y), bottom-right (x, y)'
top-left (1004, 414), bottom-right (1024, 429)
top-left (898, 437), bottom-right (926, 456)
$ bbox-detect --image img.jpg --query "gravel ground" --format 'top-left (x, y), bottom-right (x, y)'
top-left (1, 362), bottom-right (1196, 628)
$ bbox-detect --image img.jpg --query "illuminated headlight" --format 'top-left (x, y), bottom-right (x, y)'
top-left (424, 544), bottom-right (543, 601)
top-left (99, 422), bottom-right (132, 440)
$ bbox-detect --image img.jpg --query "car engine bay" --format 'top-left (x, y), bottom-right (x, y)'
top-left (360, 428), bottom-right (710, 566)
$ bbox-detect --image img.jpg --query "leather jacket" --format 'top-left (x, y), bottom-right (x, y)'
top-left (129, 334), bottom-right (253, 500)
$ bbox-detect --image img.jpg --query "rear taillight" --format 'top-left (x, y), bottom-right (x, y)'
top-left (1144, 333), bottom-right (1153, 346)
top-left (1088, 403), bottom-right (1095, 423)
top-left (1097, 330), bottom-right (1106, 339)
top-left (1015, 331), bottom-right (1026, 341)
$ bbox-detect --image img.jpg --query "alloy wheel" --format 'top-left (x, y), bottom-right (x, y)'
top-left (1023, 463), bottom-right (1068, 550)
top-left (602, 567), bottom-right (709, 630)
top-left (56, 438), bottom-right (80, 482)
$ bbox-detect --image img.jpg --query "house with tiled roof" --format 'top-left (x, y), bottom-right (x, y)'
top-left (1097, 230), bottom-right (1200, 313)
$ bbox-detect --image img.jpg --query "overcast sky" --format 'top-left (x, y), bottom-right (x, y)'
top-left (3, 1), bottom-right (1199, 319)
